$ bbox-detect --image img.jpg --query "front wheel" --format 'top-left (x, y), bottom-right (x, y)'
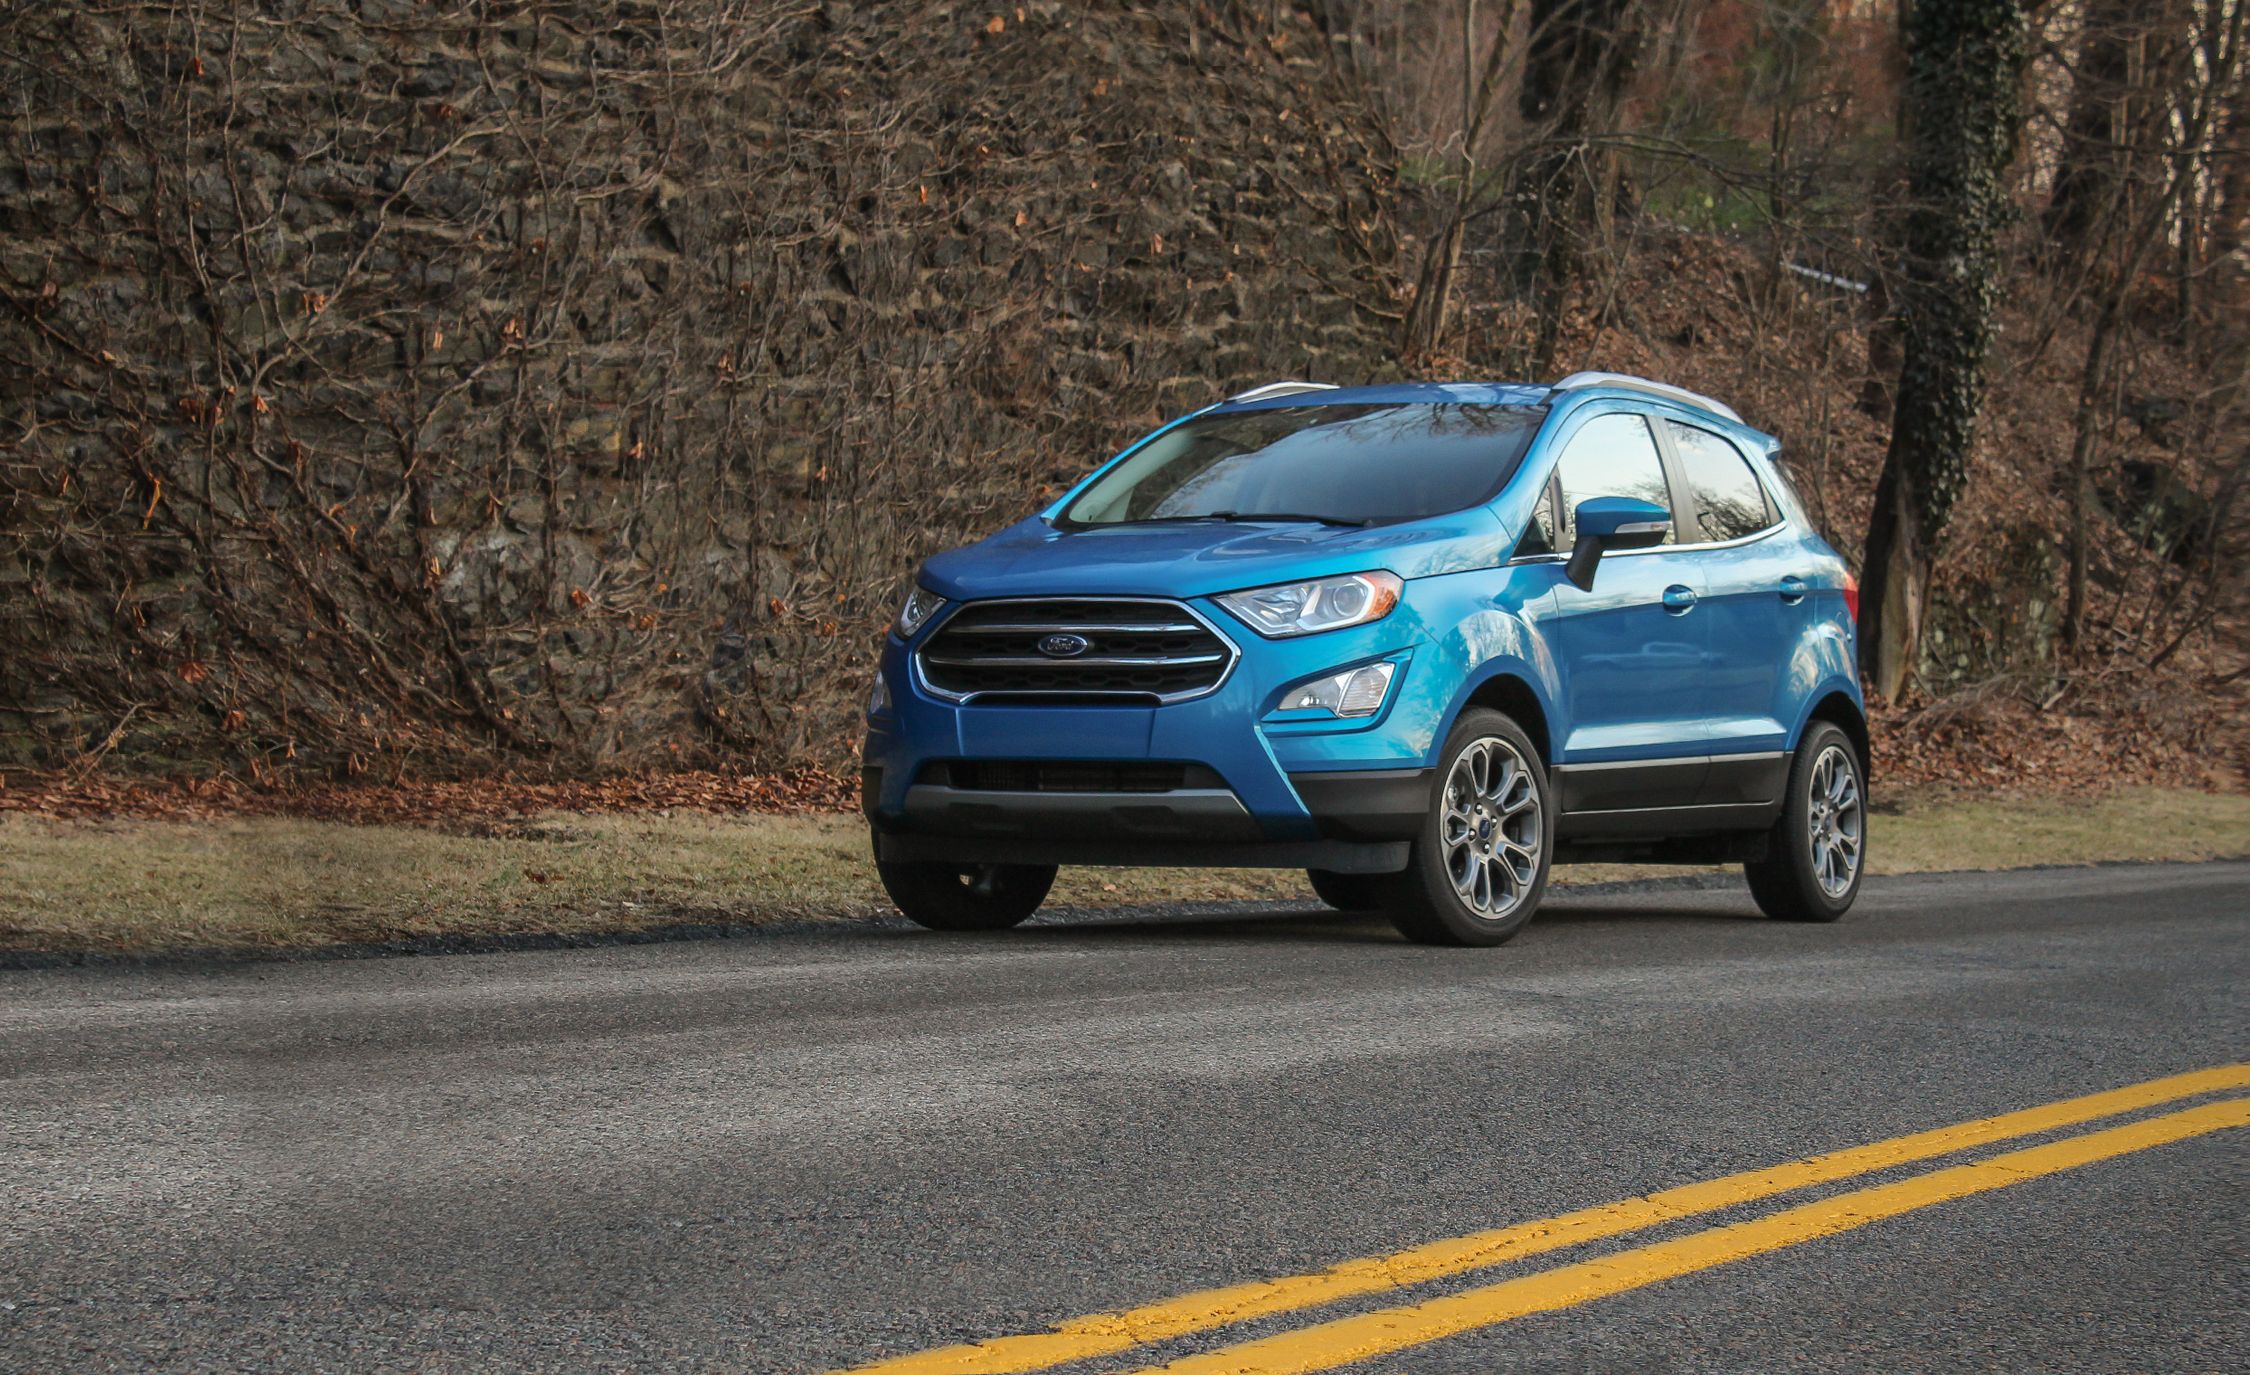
top-left (1378, 709), bottom-right (1554, 947)
top-left (877, 861), bottom-right (1056, 931)
top-left (1743, 722), bottom-right (1866, 922)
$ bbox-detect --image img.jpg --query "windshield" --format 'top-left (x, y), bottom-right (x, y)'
top-left (1060, 403), bottom-right (1549, 528)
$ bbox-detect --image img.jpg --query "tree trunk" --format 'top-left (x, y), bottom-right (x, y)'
top-left (2211, 88), bottom-right (2250, 260)
top-left (1501, 0), bottom-right (1643, 309)
top-left (2060, 315), bottom-right (2114, 650)
top-left (2046, 0), bottom-right (2138, 263)
top-left (1402, 216), bottom-right (1469, 358)
top-left (1856, 0), bottom-right (2029, 702)
top-left (2206, 86), bottom-right (2250, 333)
top-left (1857, 453), bottom-right (1925, 701)
top-left (1402, 0), bottom-right (1520, 360)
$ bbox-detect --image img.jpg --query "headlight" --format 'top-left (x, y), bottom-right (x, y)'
top-left (1278, 661), bottom-right (1396, 718)
top-left (893, 586), bottom-right (946, 639)
top-left (1214, 571), bottom-right (1401, 638)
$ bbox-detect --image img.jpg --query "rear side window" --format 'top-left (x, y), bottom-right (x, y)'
top-left (1763, 450), bottom-right (1813, 524)
top-left (1555, 413), bottom-right (1674, 545)
top-left (1667, 421), bottom-right (1778, 542)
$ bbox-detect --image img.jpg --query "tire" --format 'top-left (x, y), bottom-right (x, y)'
top-left (1378, 709), bottom-right (1554, 947)
top-left (877, 861), bottom-right (1056, 932)
top-left (1306, 868), bottom-right (1387, 911)
top-left (1743, 721), bottom-right (1866, 922)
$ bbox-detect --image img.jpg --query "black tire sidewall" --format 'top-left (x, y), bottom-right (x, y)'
top-left (878, 860), bottom-right (1056, 931)
top-left (1752, 722), bottom-right (1863, 921)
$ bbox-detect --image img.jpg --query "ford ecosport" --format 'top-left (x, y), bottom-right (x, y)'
top-left (861, 373), bottom-right (1868, 945)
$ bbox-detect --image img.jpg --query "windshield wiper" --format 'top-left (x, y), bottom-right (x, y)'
top-left (1207, 511), bottom-right (1371, 527)
top-left (1096, 514), bottom-right (1236, 525)
top-left (1114, 511), bottom-right (1369, 528)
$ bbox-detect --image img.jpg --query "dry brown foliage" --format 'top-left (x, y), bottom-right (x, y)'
top-left (2, 1), bottom-right (1399, 779)
top-left (0, 761), bottom-right (856, 824)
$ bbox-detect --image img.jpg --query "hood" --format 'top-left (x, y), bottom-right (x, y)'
top-left (917, 511), bottom-right (1507, 601)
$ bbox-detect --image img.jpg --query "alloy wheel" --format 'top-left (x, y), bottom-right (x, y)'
top-left (1440, 736), bottom-right (1543, 919)
top-left (1806, 744), bottom-right (1863, 897)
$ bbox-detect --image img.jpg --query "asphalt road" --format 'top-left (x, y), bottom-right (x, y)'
top-left (3, 862), bottom-right (2245, 1374)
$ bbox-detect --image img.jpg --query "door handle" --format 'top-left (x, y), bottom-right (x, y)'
top-left (1778, 576), bottom-right (1807, 604)
top-left (1662, 584), bottom-right (1697, 614)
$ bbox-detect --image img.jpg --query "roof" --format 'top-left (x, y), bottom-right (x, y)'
top-left (1547, 371), bottom-right (1741, 421)
top-left (1210, 381), bottom-right (1552, 411)
top-left (1210, 375), bottom-right (1755, 432)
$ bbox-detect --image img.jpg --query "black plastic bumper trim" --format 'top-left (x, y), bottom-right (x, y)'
top-left (1287, 767), bottom-right (1435, 841)
top-left (898, 784), bottom-right (1263, 842)
top-left (872, 830), bottom-right (1410, 874)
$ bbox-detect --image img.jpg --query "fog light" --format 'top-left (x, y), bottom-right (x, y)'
top-left (1280, 661), bottom-right (1396, 718)
top-left (1338, 664), bottom-right (1392, 716)
top-left (868, 675), bottom-right (893, 717)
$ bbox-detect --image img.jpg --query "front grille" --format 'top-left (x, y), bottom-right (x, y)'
top-left (916, 598), bottom-right (1237, 703)
top-left (918, 760), bottom-right (1226, 792)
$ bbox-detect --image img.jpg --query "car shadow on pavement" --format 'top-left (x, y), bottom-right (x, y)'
top-left (1529, 898), bottom-right (1769, 925)
top-left (976, 894), bottom-right (1771, 945)
top-left (1018, 906), bottom-right (1406, 944)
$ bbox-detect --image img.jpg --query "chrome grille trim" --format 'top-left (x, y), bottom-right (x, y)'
top-left (913, 596), bottom-right (1240, 705)
top-left (921, 653), bottom-right (1228, 669)
top-left (939, 620), bottom-right (1206, 636)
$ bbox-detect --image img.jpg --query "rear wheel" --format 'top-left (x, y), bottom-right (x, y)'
top-left (1379, 709), bottom-right (1553, 947)
top-left (877, 861), bottom-right (1056, 931)
top-left (1306, 868), bottom-right (1386, 911)
top-left (1743, 722), bottom-right (1865, 922)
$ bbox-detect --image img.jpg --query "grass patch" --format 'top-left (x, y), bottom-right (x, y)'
top-left (2, 788), bottom-right (2243, 956)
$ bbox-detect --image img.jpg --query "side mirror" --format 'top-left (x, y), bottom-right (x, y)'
top-left (1563, 497), bottom-right (1670, 592)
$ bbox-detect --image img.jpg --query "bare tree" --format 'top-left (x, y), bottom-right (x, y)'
top-left (2061, 0), bottom-right (2245, 648)
top-left (2200, 51), bottom-right (2250, 331)
top-left (1502, 0), bottom-right (1645, 373)
top-left (1401, 2), bottom-right (1524, 359)
top-left (2044, 0), bottom-right (2145, 264)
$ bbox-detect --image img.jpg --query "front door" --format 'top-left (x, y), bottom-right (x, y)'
top-left (1544, 410), bottom-right (1711, 808)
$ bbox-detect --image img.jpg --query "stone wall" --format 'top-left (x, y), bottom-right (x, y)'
top-left (0, 0), bottom-right (1402, 774)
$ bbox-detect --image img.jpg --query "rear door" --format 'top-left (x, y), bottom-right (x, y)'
top-left (1657, 418), bottom-right (1797, 801)
top-left (1544, 409), bottom-right (1711, 808)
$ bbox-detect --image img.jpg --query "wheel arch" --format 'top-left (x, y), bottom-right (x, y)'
top-left (1455, 671), bottom-right (1554, 769)
top-left (1800, 688), bottom-right (1871, 784)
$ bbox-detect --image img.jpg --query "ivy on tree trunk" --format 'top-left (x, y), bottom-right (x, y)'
top-left (1858, 0), bottom-right (2029, 701)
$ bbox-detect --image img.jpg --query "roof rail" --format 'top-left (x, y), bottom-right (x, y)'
top-left (1548, 371), bottom-right (1741, 423)
top-left (1226, 380), bottom-right (1340, 404)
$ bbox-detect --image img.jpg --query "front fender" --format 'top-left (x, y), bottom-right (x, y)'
top-left (1412, 566), bottom-right (1566, 769)
top-left (1253, 565), bottom-right (1562, 774)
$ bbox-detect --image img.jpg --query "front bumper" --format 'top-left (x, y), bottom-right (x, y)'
top-left (861, 606), bottom-right (1442, 869)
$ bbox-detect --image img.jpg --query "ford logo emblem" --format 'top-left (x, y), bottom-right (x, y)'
top-left (1037, 633), bottom-right (1091, 658)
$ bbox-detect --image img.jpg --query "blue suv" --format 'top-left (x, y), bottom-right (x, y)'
top-left (862, 374), bottom-right (1868, 945)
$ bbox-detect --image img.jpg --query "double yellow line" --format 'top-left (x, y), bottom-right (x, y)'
top-left (831, 1065), bottom-right (2249, 1375)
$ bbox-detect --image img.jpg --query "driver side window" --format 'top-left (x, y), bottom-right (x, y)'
top-left (1553, 413), bottom-right (1674, 546)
